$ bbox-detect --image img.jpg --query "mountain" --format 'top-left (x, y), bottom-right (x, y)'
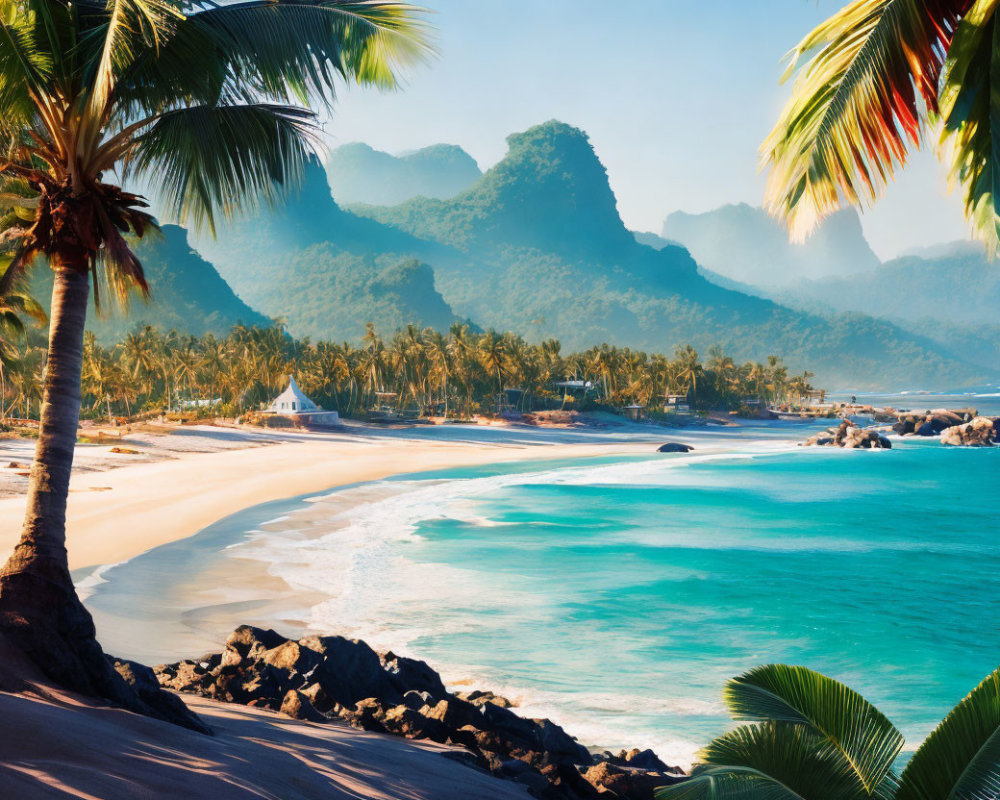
top-left (351, 121), bottom-right (991, 389)
top-left (776, 241), bottom-right (1000, 327)
top-left (191, 159), bottom-right (464, 341)
top-left (31, 225), bottom-right (270, 343)
top-left (326, 143), bottom-right (482, 206)
top-left (662, 203), bottom-right (881, 287)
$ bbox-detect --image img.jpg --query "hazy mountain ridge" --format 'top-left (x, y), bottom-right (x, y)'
top-left (774, 242), bottom-right (1000, 327)
top-left (190, 159), bottom-right (470, 340)
top-left (326, 142), bottom-right (482, 206)
top-left (351, 121), bottom-right (989, 389)
top-left (662, 203), bottom-right (881, 286)
top-left (32, 225), bottom-right (270, 344)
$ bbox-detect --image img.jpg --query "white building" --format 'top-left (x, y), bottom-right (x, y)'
top-left (265, 376), bottom-right (340, 426)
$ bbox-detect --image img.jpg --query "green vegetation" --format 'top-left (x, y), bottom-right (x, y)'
top-left (327, 142), bottom-right (482, 205)
top-left (0, 0), bottom-right (428, 713)
top-left (657, 663), bottom-right (1000, 800)
top-left (29, 225), bottom-right (270, 344)
top-left (7, 323), bottom-right (818, 423)
top-left (762, 1), bottom-right (1000, 249)
top-left (186, 120), bottom-right (995, 389)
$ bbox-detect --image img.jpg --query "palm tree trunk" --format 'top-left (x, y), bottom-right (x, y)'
top-left (0, 261), bottom-right (172, 713)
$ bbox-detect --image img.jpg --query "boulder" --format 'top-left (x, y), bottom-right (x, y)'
top-left (802, 421), bottom-right (891, 450)
top-left (380, 650), bottom-right (447, 699)
top-left (110, 658), bottom-right (211, 734)
top-left (300, 635), bottom-right (403, 707)
top-left (941, 417), bottom-right (998, 447)
top-left (458, 689), bottom-right (516, 709)
top-left (657, 443), bottom-right (693, 453)
top-left (279, 689), bottom-right (328, 722)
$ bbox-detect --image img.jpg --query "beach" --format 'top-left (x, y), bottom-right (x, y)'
top-left (0, 422), bottom-right (659, 571)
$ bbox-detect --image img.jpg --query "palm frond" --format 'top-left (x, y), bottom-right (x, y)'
top-left (126, 103), bottom-right (317, 232)
top-left (173, 1), bottom-right (431, 106)
top-left (656, 765), bottom-right (811, 800)
top-left (937, 0), bottom-right (1000, 249)
top-left (761, 0), bottom-right (969, 240)
top-left (0, 9), bottom-right (54, 133)
top-left (723, 665), bottom-right (903, 795)
top-left (895, 665), bottom-right (1000, 800)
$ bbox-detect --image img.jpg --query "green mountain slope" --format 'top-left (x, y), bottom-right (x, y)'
top-left (662, 203), bottom-right (880, 286)
top-left (352, 121), bottom-right (990, 389)
top-left (190, 159), bottom-right (463, 340)
top-left (327, 143), bottom-right (481, 206)
top-left (32, 224), bottom-right (270, 343)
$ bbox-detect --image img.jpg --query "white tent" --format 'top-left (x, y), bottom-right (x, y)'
top-left (266, 376), bottom-right (319, 414)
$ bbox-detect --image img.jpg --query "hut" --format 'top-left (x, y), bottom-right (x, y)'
top-left (265, 376), bottom-right (340, 427)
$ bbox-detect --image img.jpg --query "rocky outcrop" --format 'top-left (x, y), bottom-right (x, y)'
top-left (657, 443), bottom-right (693, 453)
top-left (893, 408), bottom-right (977, 436)
top-left (154, 626), bottom-right (685, 799)
top-left (940, 417), bottom-right (999, 447)
top-left (803, 421), bottom-right (892, 450)
top-left (110, 657), bottom-right (212, 734)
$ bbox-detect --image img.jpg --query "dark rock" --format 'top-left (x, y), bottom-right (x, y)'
top-left (498, 758), bottom-right (551, 793)
top-left (457, 689), bottom-right (516, 708)
top-left (657, 443), bottom-right (693, 453)
top-left (110, 658), bottom-right (211, 734)
top-left (380, 650), bottom-right (448, 699)
top-left (403, 689), bottom-right (433, 710)
top-left (534, 718), bottom-right (592, 765)
top-left (223, 625), bottom-right (286, 666)
top-left (279, 689), bottom-right (328, 722)
top-left (342, 697), bottom-right (388, 732)
top-left (301, 635), bottom-right (403, 707)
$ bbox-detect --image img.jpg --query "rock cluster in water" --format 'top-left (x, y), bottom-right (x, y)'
top-left (153, 626), bottom-right (685, 799)
top-left (940, 417), bottom-right (999, 447)
top-left (802, 420), bottom-right (892, 449)
top-left (892, 408), bottom-right (977, 436)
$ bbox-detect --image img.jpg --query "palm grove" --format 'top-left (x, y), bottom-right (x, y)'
top-left (3, 322), bottom-right (817, 422)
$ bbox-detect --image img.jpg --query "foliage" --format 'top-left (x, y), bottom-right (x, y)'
top-left (760, 0), bottom-right (1000, 251)
top-left (656, 663), bottom-right (1000, 800)
top-left (0, 322), bottom-right (819, 422)
top-left (29, 224), bottom-right (270, 342)
top-left (0, 0), bottom-right (430, 294)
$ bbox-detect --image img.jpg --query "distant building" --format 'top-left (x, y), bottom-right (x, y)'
top-left (624, 403), bottom-right (646, 421)
top-left (663, 394), bottom-right (690, 414)
top-left (265, 376), bottom-right (340, 426)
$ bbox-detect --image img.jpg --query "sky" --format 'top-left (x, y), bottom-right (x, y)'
top-left (321, 0), bottom-right (971, 261)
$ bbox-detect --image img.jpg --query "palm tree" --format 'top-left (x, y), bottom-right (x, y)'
top-left (761, 1), bottom-right (1000, 247)
top-left (0, 1), bottom-right (428, 713)
top-left (657, 662), bottom-right (1000, 799)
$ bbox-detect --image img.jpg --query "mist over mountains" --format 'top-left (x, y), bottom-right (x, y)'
top-left (132, 120), bottom-right (998, 390)
top-left (661, 204), bottom-right (881, 286)
top-left (326, 143), bottom-right (482, 207)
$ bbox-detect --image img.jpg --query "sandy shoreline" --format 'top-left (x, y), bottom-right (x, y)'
top-left (0, 424), bottom-right (658, 571)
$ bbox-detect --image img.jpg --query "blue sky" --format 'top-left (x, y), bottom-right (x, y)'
top-left (322, 0), bottom-right (970, 260)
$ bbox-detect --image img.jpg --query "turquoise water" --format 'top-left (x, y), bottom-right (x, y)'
top-left (218, 429), bottom-right (998, 766)
top-left (82, 402), bottom-right (1000, 767)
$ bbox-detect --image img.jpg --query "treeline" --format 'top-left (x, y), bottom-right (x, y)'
top-left (0, 322), bottom-right (818, 421)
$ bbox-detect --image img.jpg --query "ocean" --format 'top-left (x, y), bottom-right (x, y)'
top-left (83, 393), bottom-right (1000, 768)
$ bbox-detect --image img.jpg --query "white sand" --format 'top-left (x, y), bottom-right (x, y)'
top-left (0, 424), bottom-right (654, 570)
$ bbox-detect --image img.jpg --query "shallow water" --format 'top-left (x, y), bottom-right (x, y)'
top-left (84, 404), bottom-right (1000, 767)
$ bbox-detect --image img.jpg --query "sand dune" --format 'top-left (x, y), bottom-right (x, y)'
top-left (0, 686), bottom-right (530, 799)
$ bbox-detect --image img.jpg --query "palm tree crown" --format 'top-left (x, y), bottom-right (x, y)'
top-left (760, 0), bottom-right (1000, 248)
